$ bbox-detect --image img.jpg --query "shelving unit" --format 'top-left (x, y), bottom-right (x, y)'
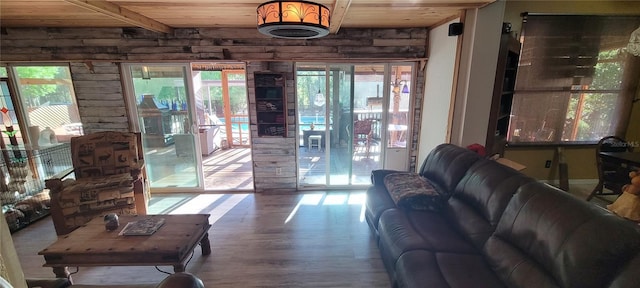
top-left (486, 33), bottom-right (521, 156)
top-left (254, 72), bottom-right (287, 137)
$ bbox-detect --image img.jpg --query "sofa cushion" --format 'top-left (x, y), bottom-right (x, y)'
top-left (365, 185), bottom-right (396, 233)
top-left (417, 143), bottom-right (482, 197)
top-left (443, 158), bottom-right (535, 250)
top-left (377, 209), bottom-right (478, 278)
top-left (383, 172), bottom-right (442, 211)
top-left (484, 182), bottom-right (640, 288)
top-left (395, 250), bottom-right (505, 288)
top-left (608, 253), bottom-right (640, 288)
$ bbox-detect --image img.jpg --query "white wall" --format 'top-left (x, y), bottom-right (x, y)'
top-left (450, 1), bottom-right (506, 148)
top-left (417, 18), bottom-right (461, 167)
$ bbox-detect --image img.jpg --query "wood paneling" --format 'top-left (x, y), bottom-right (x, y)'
top-left (248, 62), bottom-right (298, 193)
top-left (0, 27), bottom-right (428, 62)
top-left (69, 62), bottom-right (130, 133)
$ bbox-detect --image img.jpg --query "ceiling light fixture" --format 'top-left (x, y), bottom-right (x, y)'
top-left (314, 89), bottom-right (325, 106)
top-left (402, 84), bottom-right (409, 94)
top-left (257, 1), bottom-right (330, 39)
top-left (392, 79), bottom-right (410, 94)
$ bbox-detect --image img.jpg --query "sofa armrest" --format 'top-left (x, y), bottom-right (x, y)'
top-left (371, 169), bottom-right (402, 187)
top-left (156, 273), bottom-right (204, 288)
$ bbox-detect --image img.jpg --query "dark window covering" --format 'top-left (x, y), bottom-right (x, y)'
top-left (509, 15), bottom-right (640, 144)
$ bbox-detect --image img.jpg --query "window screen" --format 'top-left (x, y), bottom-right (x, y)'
top-left (509, 15), bottom-right (640, 144)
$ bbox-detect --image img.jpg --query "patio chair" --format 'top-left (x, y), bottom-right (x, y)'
top-left (349, 119), bottom-right (373, 157)
top-left (45, 131), bottom-right (148, 235)
top-left (587, 136), bottom-right (633, 201)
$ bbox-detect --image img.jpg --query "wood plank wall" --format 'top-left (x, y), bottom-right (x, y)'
top-left (0, 28), bottom-right (427, 61)
top-left (69, 62), bottom-right (130, 133)
top-left (0, 27), bottom-right (428, 192)
top-left (247, 62), bottom-right (299, 192)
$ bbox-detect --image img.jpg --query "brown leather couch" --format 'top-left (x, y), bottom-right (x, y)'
top-left (25, 272), bottom-right (204, 288)
top-left (366, 143), bottom-right (640, 288)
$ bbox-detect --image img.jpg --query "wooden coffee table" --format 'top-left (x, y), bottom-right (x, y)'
top-left (39, 214), bottom-right (211, 280)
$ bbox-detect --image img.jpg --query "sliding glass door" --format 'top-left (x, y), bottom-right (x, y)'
top-left (123, 64), bottom-right (202, 190)
top-left (297, 63), bottom-right (413, 187)
top-left (385, 64), bottom-right (412, 170)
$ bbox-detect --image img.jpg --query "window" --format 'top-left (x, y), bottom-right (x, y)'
top-left (0, 79), bottom-right (21, 147)
top-left (509, 15), bottom-right (640, 144)
top-left (11, 65), bottom-right (83, 144)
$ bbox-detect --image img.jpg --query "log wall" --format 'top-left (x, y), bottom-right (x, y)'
top-left (0, 27), bottom-right (428, 192)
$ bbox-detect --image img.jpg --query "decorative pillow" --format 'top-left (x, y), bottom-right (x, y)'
top-left (383, 172), bottom-right (442, 211)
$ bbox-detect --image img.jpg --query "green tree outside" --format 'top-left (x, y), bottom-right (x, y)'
top-left (15, 66), bottom-right (72, 107)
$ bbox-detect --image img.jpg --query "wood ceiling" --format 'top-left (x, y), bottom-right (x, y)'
top-left (0, 0), bottom-right (495, 34)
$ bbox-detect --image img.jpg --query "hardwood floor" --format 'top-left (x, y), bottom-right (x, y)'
top-left (12, 191), bottom-right (390, 287)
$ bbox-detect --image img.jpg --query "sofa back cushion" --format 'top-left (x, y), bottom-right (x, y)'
top-left (444, 159), bottom-right (535, 250)
top-left (418, 144), bottom-right (482, 196)
top-left (484, 182), bottom-right (640, 288)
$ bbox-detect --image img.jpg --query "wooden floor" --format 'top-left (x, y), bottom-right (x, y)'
top-left (12, 191), bottom-right (391, 287)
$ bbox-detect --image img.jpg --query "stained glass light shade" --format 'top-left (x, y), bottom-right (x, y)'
top-left (257, 1), bottom-right (330, 39)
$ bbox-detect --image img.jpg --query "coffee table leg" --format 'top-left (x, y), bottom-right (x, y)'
top-left (173, 264), bottom-right (186, 273)
top-left (200, 232), bottom-right (211, 256)
top-left (53, 266), bottom-right (72, 282)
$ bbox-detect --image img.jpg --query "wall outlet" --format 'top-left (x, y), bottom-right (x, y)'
top-left (275, 167), bottom-right (282, 175)
top-left (545, 160), bottom-right (552, 168)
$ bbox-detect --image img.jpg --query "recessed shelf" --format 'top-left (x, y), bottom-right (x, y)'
top-left (254, 72), bottom-right (287, 137)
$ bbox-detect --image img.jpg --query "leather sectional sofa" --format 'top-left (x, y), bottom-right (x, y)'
top-left (366, 143), bottom-right (640, 288)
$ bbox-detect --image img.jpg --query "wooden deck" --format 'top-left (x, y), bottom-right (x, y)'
top-left (298, 143), bottom-right (382, 186)
top-left (202, 148), bottom-right (254, 191)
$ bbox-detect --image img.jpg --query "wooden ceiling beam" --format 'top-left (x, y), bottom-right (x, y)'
top-left (62, 0), bottom-right (173, 33)
top-left (330, 0), bottom-right (352, 34)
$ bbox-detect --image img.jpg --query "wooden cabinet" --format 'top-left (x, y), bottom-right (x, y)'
top-left (486, 34), bottom-right (520, 156)
top-left (254, 72), bottom-right (287, 137)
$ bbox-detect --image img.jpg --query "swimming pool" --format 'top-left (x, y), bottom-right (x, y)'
top-left (215, 115), bottom-right (333, 132)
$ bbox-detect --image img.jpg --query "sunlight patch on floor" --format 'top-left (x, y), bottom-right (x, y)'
top-left (148, 196), bottom-right (194, 214)
top-left (207, 194), bottom-right (250, 225)
top-left (149, 193), bottom-right (250, 225)
top-left (168, 194), bottom-right (224, 214)
top-left (284, 193), bottom-right (324, 223)
top-left (284, 192), bottom-right (367, 223)
top-left (323, 194), bottom-right (348, 205)
top-left (348, 193), bottom-right (366, 205)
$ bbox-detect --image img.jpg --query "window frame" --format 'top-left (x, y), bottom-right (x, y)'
top-left (6, 63), bottom-right (83, 146)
